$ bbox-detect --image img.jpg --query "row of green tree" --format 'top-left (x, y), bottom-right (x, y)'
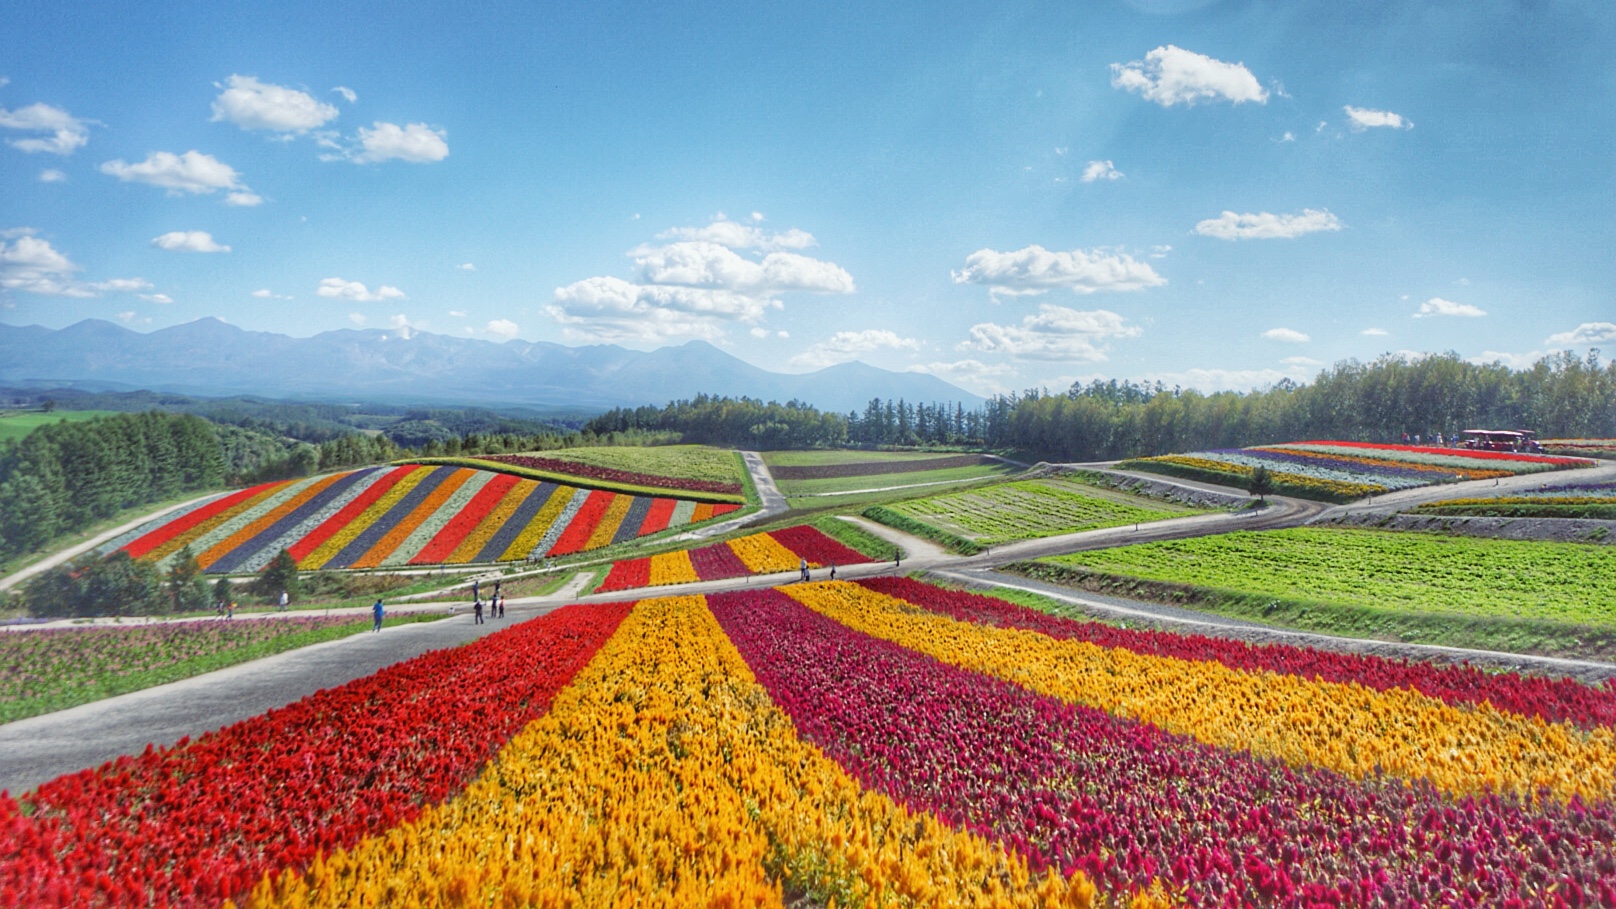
top-left (23, 547), bottom-right (301, 618)
top-left (0, 411), bottom-right (225, 559)
top-left (585, 351), bottom-right (1615, 457)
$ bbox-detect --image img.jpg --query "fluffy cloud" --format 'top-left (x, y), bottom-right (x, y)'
top-left (1344, 105), bottom-right (1413, 131)
top-left (1110, 45), bottom-right (1268, 107)
top-left (952, 245), bottom-right (1164, 298)
top-left (1471, 350), bottom-right (1548, 369)
top-left (38, 168), bottom-right (67, 183)
top-left (1138, 366), bottom-right (1306, 393)
top-left (484, 318), bottom-right (519, 339)
top-left (907, 359), bottom-right (1016, 395)
top-left (658, 218), bottom-right (816, 251)
top-left (211, 75), bottom-right (339, 133)
top-left (1261, 327), bottom-right (1310, 343)
top-left (1081, 160), bottom-right (1123, 182)
top-left (961, 305), bottom-right (1141, 362)
top-left (333, 86), bottom-right (358, 104)
top-left (353, 122), bottom-right (449, 163)
top-left (1194, 209), bottom-right (1342, 240)
top-left (140, 292), bottom-right (174, 304)
top-left (100, 150), bottom-right (259, 204)
top-left (787, 329), bottom-right (920, 370)
top-left (1545, 322), bottom-right (1616, 345)
top-left (548, 221), bottom-right (855, 344)
top-left (316, 277), bottom-right (406, 302)
top-left (388, 313), bottom-right (424, 339)
top-left (1361, 327), bottom-right (1390, 336)
top-left (151, 230), bottom-right (230, 253)
top-left (0, 102), bottom-right (90, 154)
top-left (457, 262), bottom-right (476, 271)
top-left (1414, 297), bottom-right (1486, 318)
top-left (0, 230), bottom-right (147, 298)
top-left (252, 288), bottom-right (292, 300)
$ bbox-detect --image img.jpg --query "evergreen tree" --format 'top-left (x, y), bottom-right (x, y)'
top-left (257, 549), bottom-right (301, 600)
top-left (167, 544), bottom-right (210, 613)
top-left (1248, 465), bottom-right (1274, 503)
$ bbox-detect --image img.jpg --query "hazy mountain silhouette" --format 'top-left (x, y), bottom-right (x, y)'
top-left (0, 319), bottom-right (984, 412)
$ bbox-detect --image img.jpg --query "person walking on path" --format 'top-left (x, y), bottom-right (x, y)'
top-left (829, 562), bottom-right (837, 581)
top-left (474, 599), bottom-right (484, 625)
top-left (799, 558), bottom-right (810, 582)
top-left (472, 580), bottom-right (481, 603)
top-left (497, 595), bottom-right (505, 619)
top-left (372, 599), bottom-right (385, 632)
top-left (278, 590), bottom-right (289, 612)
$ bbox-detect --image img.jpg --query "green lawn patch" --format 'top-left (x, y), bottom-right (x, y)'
top-left (527, 444), bottom-right (744, 486)
top-left (0, 410), bottom-right (122, 444)
top-left (884, 477), bottom-right (1200, 545)
top-left (777, 463), bottom-right (1018, 499)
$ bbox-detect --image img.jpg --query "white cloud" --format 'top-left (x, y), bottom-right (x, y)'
top-left (38, 168), bottom-right (66, 182)
top-left (1139, 366), bottom-right (1304, 393)
top-left (1281, 356), bottom-right (1322, 366)
top-left (457, 262), bottom-right (476, 271)
top-left (787, 329), bottom-right (920, 370)
top-left (1344, 105), bottom-right (1413, 131)
top-left (224, 190), bottom-right (264, 207)
top-left (1361, 327), bottom-right (1390, 336)
top-left (116, 310), bottom-right (137, 323)
top-left (348, 312), bottom-right (367, 326)
top-left (1194, 209), bottom-right (1342, 240)
top-left (0, 230), bottom-right (145, 298)
top-left (1280, 131), bottom-right (1296, 142)
top-left (252, 288), bottom-right (293, 300)
top-left (100, 150), bottom-right (257, 204)
top-left (1414, 297), bottom-right (1486, 318)
top-left (333, 86), bottom-right (358, 104)
top-left (484, 318), bottom-right (519, 339)
top-left (952, 245), bottom-right (1165, 298)
top-left (352, 122), bottom-right (449, 163)
top-left (211, 75), bottom-right (338, 133)
top-left (388, 313), bottom-right (424, 339)
top-left (1149, 245), bottom-right (1172, 259)
top-left (657, 218), bottom-right (817, 251)
top-left (151, 230), bottom-right (230, 253)
top-left (316, 277), bottom-right (405, 302)
top-left (0, 102), bottom-right (90, 154)
top-left (549, 222), bottom-right (855, 344)
top-left (907, 359), bottom-right (1017, 396)
top-left (1080, 160), bottom-right (1123, 182)
top-left (139, 293), bottom-right (174, 304)
top-left (448, 309), bottom-right (467, 317)
top-left (1545, 322), bottom-right (1616, 345)
top-left (1471, 350), bottom-right (1548, 369)
top-left (1110, 45), bottom-right (1268, 107)
top-left (961, 305), bottom-right (1141, 362)
top-left (1261, 327), bottom-right (1310, 343)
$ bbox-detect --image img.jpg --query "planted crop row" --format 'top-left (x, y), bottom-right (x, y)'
top-left (476, 452), bottom-right (743, 495)
top-left (714, 586), bottom-right (1616, 908)
top-left (859, 576), bottom-right (1616, 731)
top-left (1117, 454), bottom-right (1379, 502)
top-left (110, 466), bottom-right (741, 573)
top-left (247, 596), bottom-right (1115, 909)
top-left (1042, 527), bottom-right (1616, 628)
top-left (885, 478), bottom-right (1189, 544)
top-left (0, 603), bottom-right (631, 908)
top-left (597, 525), bottom-right (870, 592)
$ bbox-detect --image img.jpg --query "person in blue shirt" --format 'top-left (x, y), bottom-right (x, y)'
top-left (372, 599), bottom-right (385, 632)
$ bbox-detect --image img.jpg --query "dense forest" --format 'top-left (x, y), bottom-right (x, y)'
top-left (592, 351), bottom-right (1616, 457)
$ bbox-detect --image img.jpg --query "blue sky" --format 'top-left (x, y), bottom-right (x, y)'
top-left (2, 0), bottom-right (1612, 396)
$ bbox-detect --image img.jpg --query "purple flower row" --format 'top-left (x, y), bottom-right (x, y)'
top-left (707, 588), bottom-right (1616, 908)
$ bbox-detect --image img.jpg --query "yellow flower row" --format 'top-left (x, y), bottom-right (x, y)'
top-left (583, 492), bottom-right (634, 551)
top-left (727, 532), bottom-right (802, 574)
top-left (300, 467), bottom-right (434, 570)
top-left (495, 483), bottom-right (577, 561)
top-left (783, 582), bottom-right (1616, 806)
top-left (242, 595), bottom-right (1133, 908)
top-left (648, 550), bottom-right (699, 586)
top-left (349, 468), bottom-right (477, 570)
top-left (196, 474), bottom-right (348, 570)
top-left (445, 478), bottom-right (538, 563)
top-left (1148, 455), bottom-right (1385, 499)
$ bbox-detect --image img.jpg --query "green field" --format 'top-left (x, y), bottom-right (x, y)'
top-left (533, 444), bottom-right (743, 485)
top-left (0, 410), bottom-right (121, 443)
top-left (763, 449), bottom-right (981, 468)
top-left (775, 462), bottom-right (1014, 504)
top-left (1042, 527), bottom-right (1616, 628)
top-left (885, 477), bottom-right (1201, 544)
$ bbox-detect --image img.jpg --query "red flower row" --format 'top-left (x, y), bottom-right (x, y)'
top-left (480, 454), bottom-right (743, 494)
top-left (859, 577), bottom-right (1616, 730)
top-left (1294, 440), bottom-right (1593, 467)
top-left (0, 603), bottom-right (632, 908)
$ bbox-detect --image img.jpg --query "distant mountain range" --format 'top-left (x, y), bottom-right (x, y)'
top-left (0, 319), bottom-right (983, 414)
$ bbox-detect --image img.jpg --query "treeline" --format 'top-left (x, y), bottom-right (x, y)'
top-left (585, 351), bottom-right (1616, 458)
top-left (0, 411), bottom-right (224, 559)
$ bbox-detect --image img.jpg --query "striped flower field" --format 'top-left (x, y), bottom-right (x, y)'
top-left (99, 465), bottom-right (742, 573)
top-left (596, 524), bottom-right (872, 592)
top-left (4, 579), bottom-right (1613, 907)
